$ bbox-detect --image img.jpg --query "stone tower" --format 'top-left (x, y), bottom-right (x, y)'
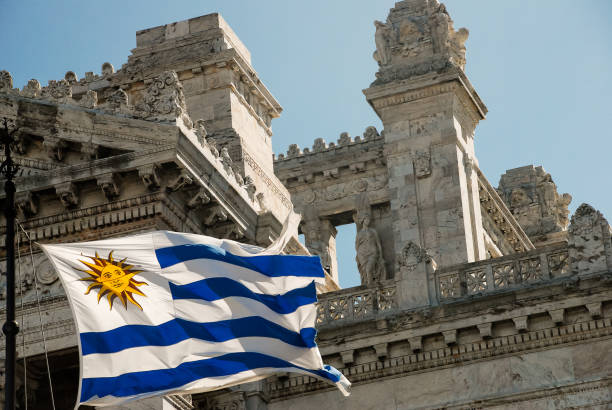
top-left (365, 0), bottom-right (496, 307)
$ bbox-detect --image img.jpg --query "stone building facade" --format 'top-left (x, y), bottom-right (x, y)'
top-left (1, 1), bottom-right (611, 409)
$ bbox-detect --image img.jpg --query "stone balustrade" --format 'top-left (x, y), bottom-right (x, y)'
top-left (436, 244), bottom-right (571, 301)
top-left (316, 283), bottom-right (397, 326)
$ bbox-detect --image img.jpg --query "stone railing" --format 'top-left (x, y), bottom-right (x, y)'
top-left (316, 283), bottom-right (397, 326)
top-left (436, 244), bottom-right (571, 301)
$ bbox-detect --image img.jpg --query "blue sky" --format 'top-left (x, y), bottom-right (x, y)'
top-left (1, 1), bottom-right (611, 288)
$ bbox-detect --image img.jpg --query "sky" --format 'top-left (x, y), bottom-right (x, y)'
top-left (1, 1), bottom-right (611, 288)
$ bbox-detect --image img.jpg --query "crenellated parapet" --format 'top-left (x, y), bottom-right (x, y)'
top-left (274, 126), bottom-right (382, 161)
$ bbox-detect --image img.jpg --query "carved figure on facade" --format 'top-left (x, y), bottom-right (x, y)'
top-left (373, 20), bottom-right (395, 67)
top-left (498, 166), bottom-right (572, 239)
top-left (355, 212), bottom-right (386, 284)
top-left (220, 147), bottom-right (236, 179)
top-left (337, 132), bottom-right (351, 146)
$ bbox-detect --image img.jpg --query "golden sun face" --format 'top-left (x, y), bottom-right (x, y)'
top-left (78, 251), bottom-right (148, 310)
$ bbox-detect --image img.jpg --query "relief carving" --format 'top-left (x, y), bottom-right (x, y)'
top-left (498, 166), bottom-right (572, 239)
top-left (101, 88), bottom-right (129, 113)
top-left (414, 149), bottom-right (431, 178)
top-left (77, 90), bottom-right (98, 109)
top-left (397, 241), bottom-right (435, 271)
top-left (568, 203), bottom-right (611, 275)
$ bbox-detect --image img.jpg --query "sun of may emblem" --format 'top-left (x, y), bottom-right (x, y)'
top-left (77, 251), bottom-right (148, 310)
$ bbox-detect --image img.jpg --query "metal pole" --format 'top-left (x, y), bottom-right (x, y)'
top-left (1, 118), bottom-right (19, 410)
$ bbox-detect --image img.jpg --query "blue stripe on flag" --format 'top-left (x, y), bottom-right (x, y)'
top-left (80, 351), bottom-right (340, 402)
top-left (155, 244), bottom-right (325, 278)
top-left (80, 317), bottom-right (317, 355)
top-left (169, 278), bottom-right (316, 314)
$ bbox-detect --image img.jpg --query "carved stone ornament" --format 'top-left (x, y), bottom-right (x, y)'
top-left (373, 20), bottom-right (394, 67)
top-left (187, 188), bottom-right (211, 209)
top-left (101, 62), bottom-right (115, 77)
top-left (194, 119), bottom-right (208, 147)
top-left (568, 203), bottom-right (611, 275)
top-left (287, 144), bottom-right (301, 158)
top-left (363, 126), bottom-right (379, 140)
top-left (101, 88), bottom-right (129, 113)
top-left (97, 173), bottom-right (120, 200)
top-left (41, 79), bottom-right (72, 102)
top-left (371, 1), bottom-right (470, 85)
top-left (354, 211), bottom-right (387, 285)
top-left (55, 182), bottom-right (78, 208)
top-left (168, 170), bottom-right (194, 191)
top-left (313, 138), bottom-right (326, 152)
top-left (64, 71), bottom-right (78, 84)
top-left (220, 147), bottom-right (235, 178)
top-left (0, 70), bottom-right (13, 91)
top-left (138, 164), bottom-right (161, 190)
top-left (204, 206), bottom-right (228, 226)
top-left (242, 176), bottom-right (256, 201)
top-left (338, 132), bottom-right (351, 146)
top-left (136, 70), bottom-right (192, 126)
top-left (21, 79), bottom-right (41, 98)
top-left (15, 191), bottom-right (37, 218)
top-left (398, 241), bottom-right (434, 271)
top-left (414, 149), bottom-right (431, 178)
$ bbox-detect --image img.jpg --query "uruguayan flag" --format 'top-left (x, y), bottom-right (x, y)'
top-left (41, 229), bottom-right (350, 407)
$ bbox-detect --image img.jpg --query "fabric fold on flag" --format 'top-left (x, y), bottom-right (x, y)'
top-left (41, 220), bottom-right (350, 408)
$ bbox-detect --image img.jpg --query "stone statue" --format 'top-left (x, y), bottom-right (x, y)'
top-left (429, 4), bottom-right (450, 54)
top-left (355, 212), bottom-right (386, 284)
top-left (373, 20), bottom-right (393, 66)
